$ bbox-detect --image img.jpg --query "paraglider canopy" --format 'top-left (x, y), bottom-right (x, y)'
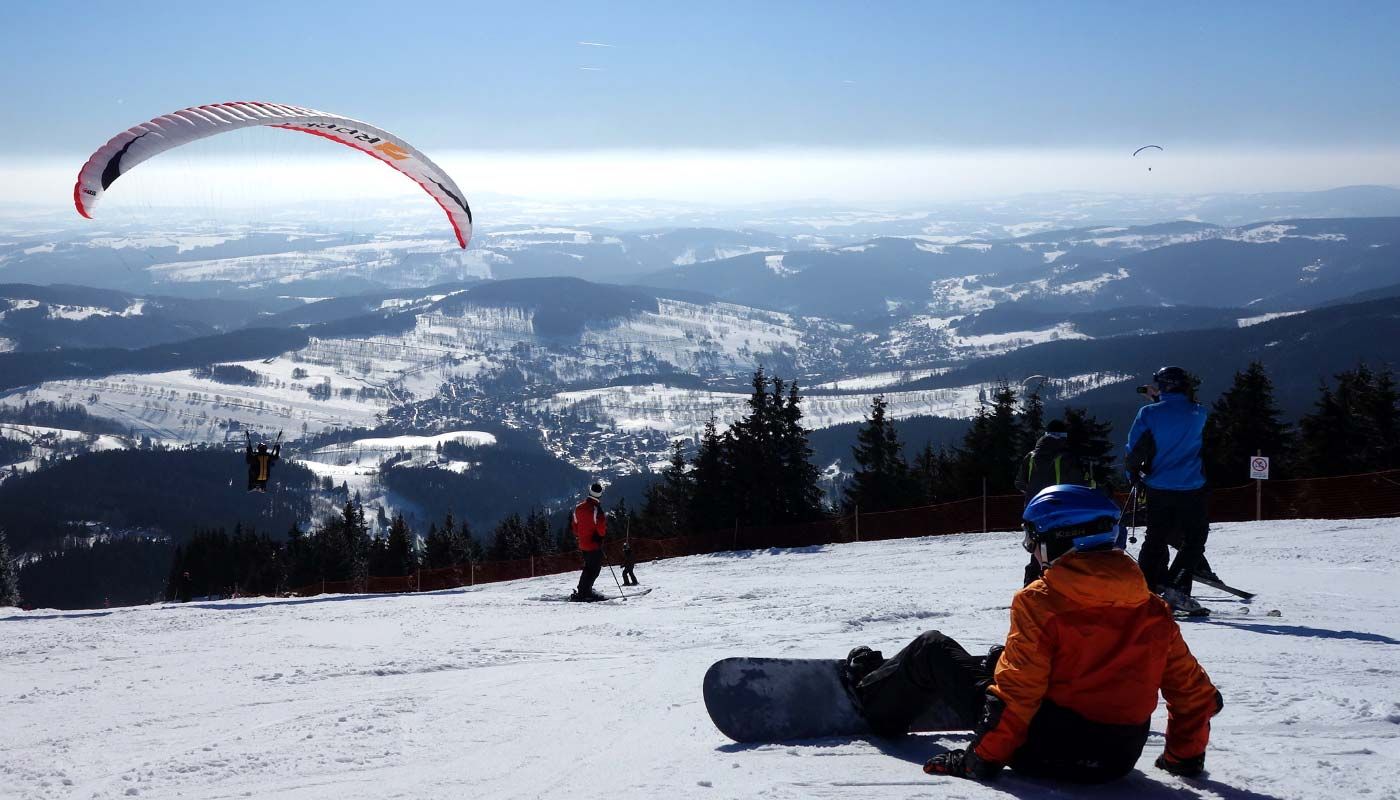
top-left (1133, 144), bottom-right (1164, 172)
top-left (74, 101), bottom-right (473, 248)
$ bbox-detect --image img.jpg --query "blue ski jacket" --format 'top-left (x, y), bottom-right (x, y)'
top-left (1125, 393), bottom-right (1207, 491)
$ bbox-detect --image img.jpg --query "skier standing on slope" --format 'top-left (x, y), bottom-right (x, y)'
top-left (844, 484), bottom-right (1222, 784)
top-left (570, 482), bottom-right (609, 602)
top-left (1125, 366), bottom-right (1211, 613)
top-left (621, 541), bottom-right (638, 586)
top-left (1014, 418), bottom-right (1090, 586)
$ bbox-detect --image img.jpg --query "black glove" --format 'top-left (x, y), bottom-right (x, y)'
top-left (1155, 750), bottom-right (1205, 778)
top-left (924, 748), bottom-right (1000, 780)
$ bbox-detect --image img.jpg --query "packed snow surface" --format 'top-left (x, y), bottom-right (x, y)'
top-left (3, 518), bottom-right (1398, 799)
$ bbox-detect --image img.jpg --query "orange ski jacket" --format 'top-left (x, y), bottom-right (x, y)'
top-left (973, 549), bottom-right (1220, 766)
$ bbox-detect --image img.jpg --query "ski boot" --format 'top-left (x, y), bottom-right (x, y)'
top-left (1161, 587), bottom-right (1210, 617)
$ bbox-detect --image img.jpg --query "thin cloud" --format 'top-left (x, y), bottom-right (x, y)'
top-left (577, 41), bottom-right (614, 48)
top-left (579, 66), bottom-right (605, 71)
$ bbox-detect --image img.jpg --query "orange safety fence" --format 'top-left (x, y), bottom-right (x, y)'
top-left (289, 468), bottom-right (1400, 599)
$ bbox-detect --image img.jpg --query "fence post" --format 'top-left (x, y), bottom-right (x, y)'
top-left (855, 505), bottom-right (860, 542)
top-left (470, 562), bottom-right (475, 587)
top-left (1256, 449), bottom-right (1263, 521)
top-left (530, 555), bottom-right (535, 577)
top-left (982, 477), bottom-right (988, 534)
top-left (416, 568), bottom-right (421, 593)
top-left (733, 518), bottom-right (739, 551)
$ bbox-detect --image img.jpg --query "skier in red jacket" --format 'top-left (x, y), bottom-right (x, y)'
top-left (570, 482), bottom-right (609, 602)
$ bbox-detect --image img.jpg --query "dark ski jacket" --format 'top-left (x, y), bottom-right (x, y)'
top-left (246, 444), bottom-right (281, 482)
top-left (1014, 436), bottom-right (1089, 503)
top-left (572, 497), bottom-right (607, 552)
top-left (1125, 393), bottom-right (1207, 490)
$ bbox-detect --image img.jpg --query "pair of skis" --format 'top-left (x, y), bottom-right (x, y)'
top-left (1124, 483), bottom-right (1257, 604)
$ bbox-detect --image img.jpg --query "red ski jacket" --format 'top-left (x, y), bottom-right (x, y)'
top-left (572, 498), bottom-right (607, 552)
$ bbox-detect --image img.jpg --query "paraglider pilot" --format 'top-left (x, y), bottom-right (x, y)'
top-left (246, 433), bottom-right (281, 493)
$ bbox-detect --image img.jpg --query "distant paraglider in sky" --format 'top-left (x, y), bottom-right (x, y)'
top-left (73, 102), bottom-right (473, 248)
top-left (1132, 144), bottom-right (1164, 172)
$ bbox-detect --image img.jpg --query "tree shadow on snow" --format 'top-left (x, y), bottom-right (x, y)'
top-left (706, 545), bottom-right (830, 559)
top-left (1201, 618), bottom-right (1400, 645)
top-left (0, 610), bottom-right (114, 623)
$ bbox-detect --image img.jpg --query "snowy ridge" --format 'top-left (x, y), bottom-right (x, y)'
top-left (533, 372), bottom-right (1129, 436)
top-left (3, 518), bottom-right (1396, 798)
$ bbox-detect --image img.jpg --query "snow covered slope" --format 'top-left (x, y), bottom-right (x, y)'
top-left (4, 518), bottom-right (1397, 799)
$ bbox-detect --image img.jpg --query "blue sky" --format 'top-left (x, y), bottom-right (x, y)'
top-left (3, 0), bottom-right (1399, 203)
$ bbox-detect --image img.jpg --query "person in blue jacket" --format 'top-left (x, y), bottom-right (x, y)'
top-left (1125, 366), bottom-right (1210, 613)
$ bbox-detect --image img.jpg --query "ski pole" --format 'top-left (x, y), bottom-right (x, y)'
top-left (1128, 482), bottom-right (1140, 545)
top-left (603, 541), bottom-right (627, 600)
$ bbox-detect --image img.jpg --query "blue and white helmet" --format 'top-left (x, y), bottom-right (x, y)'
top-left (1022, 484), bottom-right (1122, 557)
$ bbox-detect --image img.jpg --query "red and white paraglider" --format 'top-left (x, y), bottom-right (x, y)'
top-left (74, 101), bottom-right (473, 248)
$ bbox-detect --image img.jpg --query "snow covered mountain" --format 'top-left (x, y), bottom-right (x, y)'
top-left (3, 517), bottom-right (1396, 799)
top-left (642, 217), bottom-right (1400, 318)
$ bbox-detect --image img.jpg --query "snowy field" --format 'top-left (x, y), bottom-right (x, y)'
top-left (3, 518), bottom-right (1399, 800)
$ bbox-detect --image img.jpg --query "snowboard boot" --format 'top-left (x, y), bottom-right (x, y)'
top-left (982, 644), bottom-right (1005, 677)
top-left (842, 646), bottom-right (885, 688)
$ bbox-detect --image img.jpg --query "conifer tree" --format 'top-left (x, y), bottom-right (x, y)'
top-left (385, 514), bottom-right (416, 575)
top-left (953, 383), bottom-right (1023, 496)
top-left (1299, 364), bottom-right (1399, 476)
top-left (912, 442), bottom-right (957, 505)
top-left (423, 521), bottom-right (448, 569)
top-left (776, 380), bottom-right (825, 521)
top-left (525, 509), bottom-right (556, 556)
top-left (1018, 388), bottom-right (1046, 456)
top-left (639, 440), bottom-right (692, 537)
top-left (1060, 407), bottom-right (1118, 490)
top-left (0, 528), bottom-right (20, 608)
top-left (844, 395), bottom-right (919, 512)
top-left (1202, 361), bottom-right (1294, 486)
top-left (688, 417), bottom-right (731, 532)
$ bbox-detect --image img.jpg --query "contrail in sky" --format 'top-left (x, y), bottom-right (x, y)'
top-left (577, 41), bottom-right (614, 47)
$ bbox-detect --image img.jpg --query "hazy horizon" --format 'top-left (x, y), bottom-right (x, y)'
top-left (6, 1), bottom-right (1400, 222)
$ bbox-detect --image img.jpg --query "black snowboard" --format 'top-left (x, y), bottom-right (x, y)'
top-left (703, 657), bottom-right (963, 743)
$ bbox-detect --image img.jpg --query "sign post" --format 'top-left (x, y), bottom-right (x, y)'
top-left (1249, 451), bottom-right (1270, 521)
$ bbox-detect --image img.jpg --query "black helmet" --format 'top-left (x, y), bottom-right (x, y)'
top-left (257, 442), bottom-right (268, 452)
top-left (1044, 418), bottom-right (1069, 436)
top-left (589, 482), bottom-right (604, 499)
top-left (1153, 366), bottom-right (1191, 394)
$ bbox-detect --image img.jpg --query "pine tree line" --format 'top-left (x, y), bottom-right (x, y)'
top-left (630, 369), bottom-right (826, 537)
top-left (163, 502), bottom-right (564, 601)
top-left (840, 386), bottom-right (1118, 514)
top-left (1204, 361), bottom-right (1400, 484)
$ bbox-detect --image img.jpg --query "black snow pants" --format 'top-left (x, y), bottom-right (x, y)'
top-left (621, 563), bottom-right (637, 586)
top-left (855, 630), bottom-right (1147, 784)
top-left (577, 549), bottom-right (604, 594)
top-left (1139, 487), bottom-right (1210, 593)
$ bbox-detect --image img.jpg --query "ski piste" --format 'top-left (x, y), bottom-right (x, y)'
top-left (1192, 571), bottom-right (1256, 600)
